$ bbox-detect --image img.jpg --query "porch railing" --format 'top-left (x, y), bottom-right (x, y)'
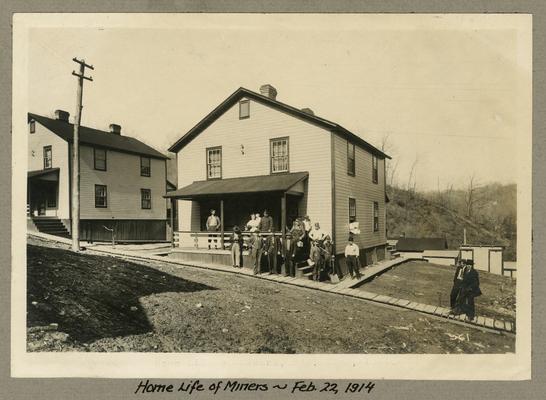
top-left (173, 230), bottom-right (289, 250)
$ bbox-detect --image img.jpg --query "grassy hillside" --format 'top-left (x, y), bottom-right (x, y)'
top-left (386, 183), bottom-right (516, 261)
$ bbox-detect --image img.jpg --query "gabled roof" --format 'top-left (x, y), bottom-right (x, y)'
top-left (168, 87), bottom-right (390, 159)
top-left (165, 171), bottom-right (308, 199)
top-left (28, 113), bottom-right (168, 160)
top-left (396, 237), bottom-right (448, 252)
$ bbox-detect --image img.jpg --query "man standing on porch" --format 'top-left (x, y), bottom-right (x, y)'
top-left (206, 209), bottom-right (221, 249)
top-left (259, 210), bottom-right (274, 232)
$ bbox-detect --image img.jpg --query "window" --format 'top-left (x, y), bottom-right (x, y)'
top-left (140, 156), bottom-right (151, 177)
top-left (30, 120), bottom-right (35, 133)
top-left (94, 148), bottom-right (107, 171)
top-left (46, 192), bottom-right (56, 208)
top-left (239, 100), bottom-right (250, 119)
top-left (372, 155), bottom-right (378, 184)
top-left (95, 185), bottom-right (107, 208)
top-left (206, 147), bottom-right (222, 179)
top-left (43, 146), bottom-right (52, 169)
top-left (270, 137), bottom-right (289, 173)
top-left (349, 198), bottom-right (357, 223)
top-left (141, 189), bottom-right (151, 209)
top-left (347, 142), bottom-right (355, 176)
top-left (373, 201), bottom-right (379, 232)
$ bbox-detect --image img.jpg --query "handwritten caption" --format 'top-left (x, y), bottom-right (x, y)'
top-left (134, 379), bottom-right (375, 395)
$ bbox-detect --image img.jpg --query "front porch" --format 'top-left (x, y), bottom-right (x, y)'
top-left (27, 168), bottom-right (60, 217)
top-left (165, 171), bottom-right (310, 251)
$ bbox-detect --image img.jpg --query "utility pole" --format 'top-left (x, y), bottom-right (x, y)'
top-left (71, 58), bottom-right (94, 252)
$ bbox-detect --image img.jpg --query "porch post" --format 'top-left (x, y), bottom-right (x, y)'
top-left (220, 199), bottom-right (225, 250)
top-left (170, 198), bottom-right (175, 247)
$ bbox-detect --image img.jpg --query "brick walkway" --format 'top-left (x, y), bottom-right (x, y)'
top-left (28, 232), bottom-right (516, 335)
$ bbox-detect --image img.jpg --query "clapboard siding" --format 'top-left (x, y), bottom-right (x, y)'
top-left (333, 133), bottom-right (387, 254)
top-left (28, 121), bottom-right (70, 218)
top-left (80, 219), bottom-right (167, 241)
top-left (176, 98), bottom-right (332, 233)
top-left (79, 144), bottom-right (167, 220)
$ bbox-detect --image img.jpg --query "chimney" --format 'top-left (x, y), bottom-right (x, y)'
top-left (109, 124), bottom-right (121, 135)
top-left (301, 107), bottom-right (314, 115)
top-left (54, 109), bottom-right (70, 122)
top-left (259, 84), bottom-right (277, 100)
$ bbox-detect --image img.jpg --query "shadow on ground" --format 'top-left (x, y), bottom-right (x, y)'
top-left (27, 244), bottom-right (216, 344)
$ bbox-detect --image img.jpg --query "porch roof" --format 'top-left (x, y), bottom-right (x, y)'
top-left (165, 171), bottom-right (308, 199)
top-left (27, 168), bottom-right (59, 180)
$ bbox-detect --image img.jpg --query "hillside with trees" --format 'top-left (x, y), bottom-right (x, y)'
top-left (386, 182), bottom-right (517, 261)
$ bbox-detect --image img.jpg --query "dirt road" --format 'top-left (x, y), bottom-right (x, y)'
top-left (27, 238), bottom-right (514, 353)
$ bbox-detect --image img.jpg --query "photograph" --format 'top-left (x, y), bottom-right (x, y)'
top-left (11, 13), bottom-right (532, 379)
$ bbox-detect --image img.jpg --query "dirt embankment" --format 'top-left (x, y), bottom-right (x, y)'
top-left (26, 239), bottom-right (514, 354)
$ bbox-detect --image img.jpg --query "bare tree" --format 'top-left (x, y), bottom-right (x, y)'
top-left (464, 173), bottom-right (485, 218)
top-left (380, 133), bottom-right (399, 188)
top-left (406, 156), bottom-right (419, 194)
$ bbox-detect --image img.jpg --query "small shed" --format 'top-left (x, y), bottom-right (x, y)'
top-left (460, 245), bottom-right (504, 275)
top-left (395, 237), bottom-right (448, 258)
top-left (422, 250), bottom-right (460, 266)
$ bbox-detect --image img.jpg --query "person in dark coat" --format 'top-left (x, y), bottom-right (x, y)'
top-left (458, 260), bottom-right (482, 320)
top-left (450, 259), bottom-right (466, 311)
top-left (229, 226), bottom-right (244, 268)
top-left (249, 230), bottom-right (262, 275)
top-left (261, 234), bottom-right (276, 274)
top-left (289, 220), bottom-right (306, 276)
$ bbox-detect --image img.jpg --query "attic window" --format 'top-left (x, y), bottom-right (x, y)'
top-left (29, 120), bottom-right (36, 134)
top-left (239, 100), bottom-right (250, 119)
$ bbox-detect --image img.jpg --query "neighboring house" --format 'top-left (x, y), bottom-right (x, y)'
top-left (422, 250), bottom-right (460, 266)
top-left (27, 110), bottom-right (169, 241)
top-left (395, 237), bottom-right (448, 259)
top-left (166, 84), bottom-right (390, 266)
top-left (460, 244), bottom-right (504, 276)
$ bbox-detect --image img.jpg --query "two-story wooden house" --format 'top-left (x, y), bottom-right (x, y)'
top-left (166, 85), bottom-right (390, 267)
top-left (27, 110), bottom-right (169, 241)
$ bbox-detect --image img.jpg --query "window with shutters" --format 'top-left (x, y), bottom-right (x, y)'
top-left (373, 201), bottom-right (379, 232)
top-left (141, 189), bottom-right (151, 209)
top-left (94, 148), bottom-right (107, 171)
top-left (347, 141), bottom-right (355, 176)
top-left (206, 147), bottom-right (222, 179)
top-left (43, 146), bottom-right (52, 169)
top-left (95, 185), bottom-right (107, 208)
top-left (349, 198), bottom-right (357, 223)
top-left (372, 155), bottom-right (379, 184)
top-left (270, 137), bottom-right (289, 173)
top-left (239, 100), bottom-right (250, 119)
top-left (140, 156), bottom-right (151, 177)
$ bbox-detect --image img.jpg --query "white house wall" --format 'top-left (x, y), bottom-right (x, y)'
top-left (28, 121), bottom-right (70, 219)
top-left (333, 133), bottom-right (387, 254)
top-left (79, 144), bottom-right (166, 220)
top-left (176, 97), bottom-right (332, 234)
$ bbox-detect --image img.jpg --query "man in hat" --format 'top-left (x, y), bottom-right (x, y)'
top-left (205, 209), bottom-right (221, 249)
top-left (344, 236), bottom-right (362, 279)
top-left (450, 259), bottom-right (466, 311)
top-left (458, 259), bottom-right (482, 320)
top-left (229, 226), bottom-right (244, 268)
top-left (249, 229), bottom-right (262, 275)
top-left (259, 210), bottom-right (274, 233)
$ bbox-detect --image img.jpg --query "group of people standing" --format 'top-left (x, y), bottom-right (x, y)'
top-left (449, 258), bottom-right (482, 320)
top-left (227, 213), bottom-right (342, 281)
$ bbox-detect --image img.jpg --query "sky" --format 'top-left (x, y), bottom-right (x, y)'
top-left (24, 14), bottom-right (531, 191)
